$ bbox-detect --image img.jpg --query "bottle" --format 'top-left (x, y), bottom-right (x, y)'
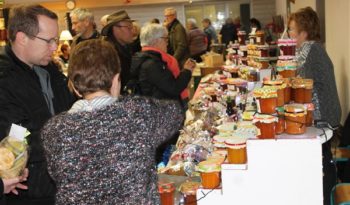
top-left (226, 97), bottom-right (236, 116)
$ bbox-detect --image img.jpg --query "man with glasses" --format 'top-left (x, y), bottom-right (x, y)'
top-left (69, 8), bottom-right (101, 50)
top-left (164, 7), bottom-right (190, 68)
top-left (0, 4), bottom-right (75, 205)
top-left (102, 10), bottom-right (134, 93)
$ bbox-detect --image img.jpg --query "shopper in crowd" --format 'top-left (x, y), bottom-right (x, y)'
top-left (102, 10), bottom-right (134, 93)
top-left (164, 7), bottom-right (190, 68)
top-left (59, 44), bottom-right (70, 64)
top-left (130, 21), bottom-right (142, 55)
top-left (69, 8), bottom-right (101, 50)
top-left (220, 17), bottom-right (237, 46)
top-left (288, 7), bottom-right (341, 205)
top-left (130, 23), bottom-right (195, 162)
top-left (42, 39), bottom-right (185, 204)
top-left (233, 16), bottom-right (242, 32)
top-left (202, 18), bottom-right (218, 51)
top-left (250, 17), bottom-right (262, 32)
top-left (186, 18), bottom-right (207, 62)
top-left (0, 4), bottom-right (75, 205)
top-left (0, 169), bottom-right (28, 200)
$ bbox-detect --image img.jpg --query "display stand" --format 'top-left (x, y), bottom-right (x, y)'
top-left (197, 127), bottom-right (331, 205)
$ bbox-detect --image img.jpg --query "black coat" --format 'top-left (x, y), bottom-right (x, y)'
top-left (0, 45), bottom-right (75, 204)
top-left (130, 50), bottom-right (191, 103)
top-left (220, 23), bottom-right (238, 46)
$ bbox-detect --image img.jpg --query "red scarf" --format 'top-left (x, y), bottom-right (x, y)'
top-left (142, 46), bottom-right (189, 99)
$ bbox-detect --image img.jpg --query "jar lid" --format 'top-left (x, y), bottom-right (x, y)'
top-left (278, 56), bottom-right (296, 60)
top-left (197, 160), bottom-right (221, 173)
top-left (284, 104), bottom-right (305, 113)
top-left (224, 137), bottom-right (247, 149)
top-left (291, 78), bottom-right (314, 89)
top-left (158, 182), bottom-right (175, 193)
top-left (238, 30), bottom-right (246, 35)
top-left (263, 79), bottom-right (284, 85)
top-left (239, 45), bottom-right (247, 51)
top-left (257, 45), bottom-right (269, 49)
top-left (180, 181), bottom-right (201, 195)
top-left (253, 114), bottom-right (278, 123)
top-left (253, 87), bottom-right (278, 98)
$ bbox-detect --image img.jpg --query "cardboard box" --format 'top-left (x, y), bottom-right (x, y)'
top-left (202, 52), bottom-right (224, 67)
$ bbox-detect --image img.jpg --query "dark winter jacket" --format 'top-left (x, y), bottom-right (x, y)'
top-left (0, 45), bottom-right (75, 204)
top-left (167, 19), bottom-right (190, 68)
top-left (220, 23), bottom-right (238, 46)
top-left (130, 50), bottom-right (192, 104)
top-left (299, 42), bottom-right (341, 127)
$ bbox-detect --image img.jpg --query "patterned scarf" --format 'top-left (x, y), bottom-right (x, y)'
top-left (68, 95), bottom-right (117, 113)
top-left (142, 46), bottom-right (189, 99)
top-left (296, 41), bottom-right (314, 77)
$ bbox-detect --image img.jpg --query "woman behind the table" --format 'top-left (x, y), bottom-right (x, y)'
top-left (41, 39), bottom-right (184, 204)
top-left (288, 7), bottom-right (341, 205)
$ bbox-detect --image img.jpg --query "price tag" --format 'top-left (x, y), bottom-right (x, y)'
top-left (9, 124), bottom-right (28, 141)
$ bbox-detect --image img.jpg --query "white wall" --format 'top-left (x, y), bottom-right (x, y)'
top-left (325, 0), bottom-right (350, 123)
top-left (250, 0), bottom-right (276, 26)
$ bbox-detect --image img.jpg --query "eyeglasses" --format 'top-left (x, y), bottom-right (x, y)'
top-left (30, 35), bottom-right (59, 45)
top-left (115, 24), bottom-right (133, 30)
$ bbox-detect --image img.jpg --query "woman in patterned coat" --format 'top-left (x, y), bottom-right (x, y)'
top-left (41, 39), bottom-right (184, 204)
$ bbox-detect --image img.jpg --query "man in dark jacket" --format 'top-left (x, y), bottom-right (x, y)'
top-left (164, 7), bottom-right (190, 69)
top-left (101, 10), bottom-right (134, 93)
top-left (0, 4), bottom-right (75, 205)
top-left (69, 8), bottom-right (101, 51)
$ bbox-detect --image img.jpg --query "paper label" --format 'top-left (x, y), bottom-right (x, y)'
top-left (9, 124), bottom-right (28, 141)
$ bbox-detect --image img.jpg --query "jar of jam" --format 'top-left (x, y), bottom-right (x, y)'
top-left (253, 87), bottom-right (278, 114)
top-left (291, 78), bottom-right (314, 103)
top-left (198, 161), bottom-right (221, 189)
top-left (256, 31), bottom-right (265, 45)
top-left (278, 39), bottom-right (297, 56)
top-left (238, 45), bottom-right (248, 57)
top-left (224, 137), bottom-right (247, 164)
top-left (241, 57), bottom-right (248, 66)
top-left (304, 103), bottom-right (314, 127)
top-left (180, 181), bottom-right (201, 205)
top-left (238, 31), bottom-right (246, 45)
top-left (253, 114), bottom-right (278, 139)
top-left (274, 107), bottom-right (285, 134)
top-left (284, 104), bottom-right (307, 134)
top-left (263, 79), bottom-right (286, 107)
top-left (257, 45), bottom-right (269, 57)
top-left (282, 78), bottom-right (291, 104)
top-left (249, 34), bottom-right (256, 45)
top-left (158, 182), bottom-right (175, 205)
top-left (276, 56), bottom-right (297, 78)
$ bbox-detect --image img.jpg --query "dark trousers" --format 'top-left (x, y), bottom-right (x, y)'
top-left (322, 141), bottom-right (337, 205)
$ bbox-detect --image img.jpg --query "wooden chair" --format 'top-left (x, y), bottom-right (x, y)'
top-left (331, 183), bottom-right (350, 205)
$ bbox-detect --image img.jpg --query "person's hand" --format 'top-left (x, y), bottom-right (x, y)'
top-left (184, 58), bottom-right (196, 72)
top-left (2, 168), bottom-right (28, 195)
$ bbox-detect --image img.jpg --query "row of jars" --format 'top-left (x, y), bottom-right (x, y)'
top-left (252, 103), bottom-right (313, 139)
top-left (253, 78), bottom-right (314, 113)
top-left (238, 30), bottom-right (266, 46)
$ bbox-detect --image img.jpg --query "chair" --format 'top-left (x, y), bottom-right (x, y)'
top-left (331, 183), bottom-right (350, 205)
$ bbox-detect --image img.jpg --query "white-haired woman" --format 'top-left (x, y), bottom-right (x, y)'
top-left (130, 23), bottom-right (195, 163)
top-left (186, 18), bottom-right (208, 62)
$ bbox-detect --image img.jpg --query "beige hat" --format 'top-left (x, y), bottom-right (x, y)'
top-left (101, 10), bottom-right (133, 36)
